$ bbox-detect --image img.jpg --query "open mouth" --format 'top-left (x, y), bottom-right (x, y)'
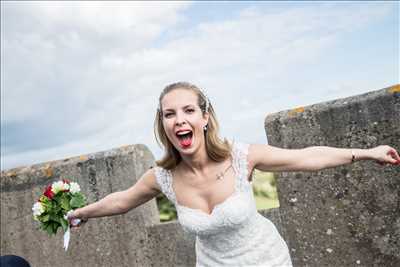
top-left (176, 131), bottom-right (193, 147)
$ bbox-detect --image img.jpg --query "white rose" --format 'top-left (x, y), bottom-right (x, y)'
top-left (32, 202), bottom-right (44, 217)
top-left (63, 183), bottom-right (70, 191)
top-left (69, 182), bottom-right (81, 194)
top-left (52, 181), bottom-right (65, 194)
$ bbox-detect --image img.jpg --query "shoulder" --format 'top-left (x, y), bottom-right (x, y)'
top-left (230, 141), bottom-right (250, 155)
top-left (139, 167), bottom-right (162, 193)
top-left (230, 141), bottom-right (254, 168)
top-left (233, 142), bottom-right (274, 171)
top-left (230, 141), bottom-right (258, 181)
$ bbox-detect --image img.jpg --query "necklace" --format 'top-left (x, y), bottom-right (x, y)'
top-left (216, 163), bottom-right (233, 180)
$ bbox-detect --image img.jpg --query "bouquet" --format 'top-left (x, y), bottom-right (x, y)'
top-left (32, 179), bottom-right (87, 250)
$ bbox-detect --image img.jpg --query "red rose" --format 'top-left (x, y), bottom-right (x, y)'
top-left (44, 185), bottom-right (54, 199)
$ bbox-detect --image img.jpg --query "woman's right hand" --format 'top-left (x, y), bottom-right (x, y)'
top-left (66, 209), bottom-right (88, 228)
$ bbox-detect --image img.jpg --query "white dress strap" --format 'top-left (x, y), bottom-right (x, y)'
top-left (153, 166), bottom-right (177, 205)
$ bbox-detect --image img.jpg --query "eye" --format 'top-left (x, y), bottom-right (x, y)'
top-left (186, 108), bottom-right (195, 113)
top-left (164, 113), bottom-right (173, 118)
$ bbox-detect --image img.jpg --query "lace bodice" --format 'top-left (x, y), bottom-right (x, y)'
top-left (154, 142), bottom-right (292, 267)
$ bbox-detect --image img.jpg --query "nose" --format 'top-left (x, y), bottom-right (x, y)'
top-left (175, 111), bottom-right (186, 126)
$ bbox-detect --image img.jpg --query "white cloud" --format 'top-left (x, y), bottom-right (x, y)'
top-left (1, 2), bottom-right (397, 170)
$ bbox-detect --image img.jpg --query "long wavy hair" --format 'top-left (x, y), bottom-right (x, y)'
top-left (154, 82), bottom-right (232, 170)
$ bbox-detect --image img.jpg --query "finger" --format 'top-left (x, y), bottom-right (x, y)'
top-left (386, 153), bottom-right (398, 164)
top-left (389, 150), bottom-right (398, 156)
top-left (72, 222), bottom-right (82, 228)
top-left (385, 157), bottom-right (399, 165)
top-left (389, 149), bottom-right (400, 161)
top-left (385, 155), bottom-right (397, 164)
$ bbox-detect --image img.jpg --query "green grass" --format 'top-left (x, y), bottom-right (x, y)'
top-left (156, 169), bottom-right (280, 222)
top-left (252, 169), bottom-right (280, 210)
top-left (255, 195), bottom-right (280, 210)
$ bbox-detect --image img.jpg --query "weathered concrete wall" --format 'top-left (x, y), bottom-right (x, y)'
top-left (1, 144), bottom-right (283, 267)
top-left (3, 84), bottom-right (399, 267)
top-left (1, 144), bottom-right (158, 267)
top-left (265, 84), bottom-right (400, 267)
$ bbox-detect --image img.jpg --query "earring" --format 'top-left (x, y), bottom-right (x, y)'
top-left (203, 125), bottom-right (208, 131)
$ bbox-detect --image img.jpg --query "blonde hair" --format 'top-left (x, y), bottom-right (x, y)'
top-left (154, 82), bottom-right (231, 170)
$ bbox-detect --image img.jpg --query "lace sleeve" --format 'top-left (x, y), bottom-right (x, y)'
top-left (153, 166), bottom-right (177, 204)
top-left (233, 142), bottom-right (252, 187)
top-left (153, 166), bottom-right (164, 190)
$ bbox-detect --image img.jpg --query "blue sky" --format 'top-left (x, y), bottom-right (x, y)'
top-left (1, 1), bottom-right (398, 170)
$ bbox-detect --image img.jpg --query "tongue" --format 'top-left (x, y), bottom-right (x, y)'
top-left (179, 136), bottom-right (192, 147)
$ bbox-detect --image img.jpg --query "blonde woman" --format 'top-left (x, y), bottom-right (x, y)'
top-left (68, 82), bottom-right (399, 266)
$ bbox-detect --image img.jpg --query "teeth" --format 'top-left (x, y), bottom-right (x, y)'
top-left (176, 130), bottom-right (191, 135)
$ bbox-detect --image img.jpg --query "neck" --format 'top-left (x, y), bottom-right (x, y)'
top-left (179, 141), bottom-right (212, 176)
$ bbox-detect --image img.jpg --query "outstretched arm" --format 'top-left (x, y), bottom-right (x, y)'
top-left (67, 168), bottom-right (161, 224)
top-left (248, 144), bottom-right (400, 173)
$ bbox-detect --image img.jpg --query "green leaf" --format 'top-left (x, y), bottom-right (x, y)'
top-left (60, 218), bottom-right (68, 232)
top-left (53, 194), bottom-right (60, 202)
top-left (45, 222), bottom-right (55, 235)
top-left (45, 227), bottom-right (53, 235)
top-left (40, 214), bottom-right (50, 222)
top-left (49, 214), bottom-right (60, 223)
top-left (40, 221), bottom-right (50, 231)
top-left (70, 194), bottom-right (86, 208)
top-left (53, 205), bottom-right (62, 214)
top-left (60, 194), bottom-right (71, 211)
top-left (42, 201), bottom-right (52, 211)
top-left (52, 222), bottom-right (59, 235)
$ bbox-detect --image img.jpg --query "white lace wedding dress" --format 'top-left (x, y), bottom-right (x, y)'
top-left (154, 142), bottom-right (293, 267)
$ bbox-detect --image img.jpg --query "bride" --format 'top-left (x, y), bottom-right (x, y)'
top-left (68, 82), bottom-right (399, 266)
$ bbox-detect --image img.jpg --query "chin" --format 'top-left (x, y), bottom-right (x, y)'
top-left (178, 145), bottom-right (195, 153)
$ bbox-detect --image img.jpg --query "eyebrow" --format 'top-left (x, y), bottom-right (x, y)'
top-left (163, 105), bottom-right (195, 112)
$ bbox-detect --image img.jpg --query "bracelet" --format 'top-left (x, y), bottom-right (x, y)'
top-left (351, 149), bottom-right (356, 163)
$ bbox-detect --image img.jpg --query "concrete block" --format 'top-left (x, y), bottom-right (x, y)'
top-left (265, 85), bottom-right (400, 266)
top-left (1, 144), bottom-right (157, 267)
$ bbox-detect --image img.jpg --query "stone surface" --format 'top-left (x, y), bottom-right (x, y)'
top-left (3, 84), bottom-right (399, 266)
top-left (265, 84), bottom-right (400, 267)
top-left (1, 144), bottom-right (158, 267)
top-left (1, 144), bottom-right (283, 267)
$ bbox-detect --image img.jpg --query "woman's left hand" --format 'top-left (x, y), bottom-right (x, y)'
top-left (368, 145), bottom-right (400, 166)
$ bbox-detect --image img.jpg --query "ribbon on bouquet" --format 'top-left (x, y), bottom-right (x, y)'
top-left (63, 211), bottom-right (81, 251)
